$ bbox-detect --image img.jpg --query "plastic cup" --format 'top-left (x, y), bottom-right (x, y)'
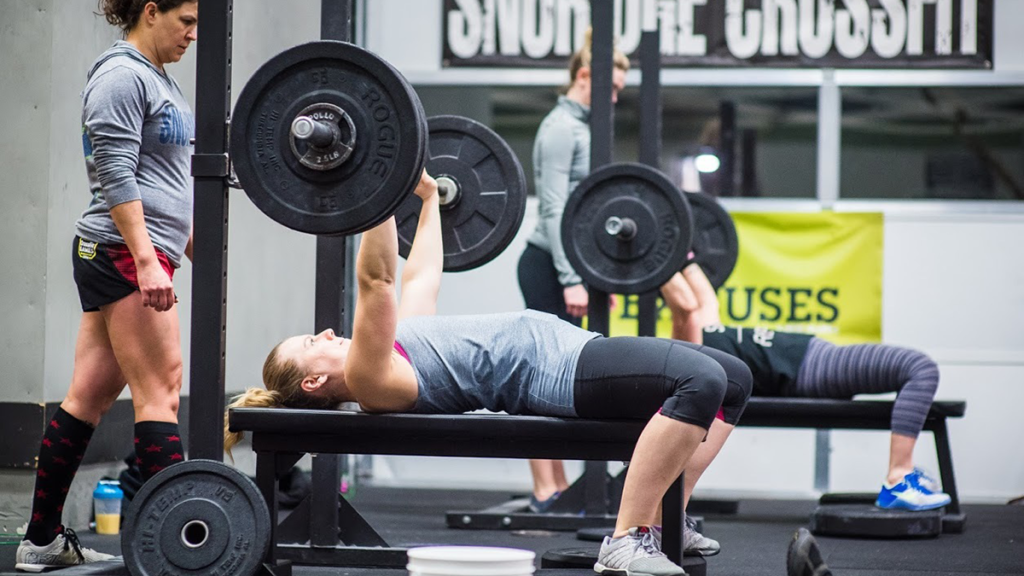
top-left (407, 546), bottom-right (536, 576)
top-left (93, 480), bottom-right (123, 535)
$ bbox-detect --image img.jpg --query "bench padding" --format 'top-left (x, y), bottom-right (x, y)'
top-left (229, 398), bottom-right (965, 460)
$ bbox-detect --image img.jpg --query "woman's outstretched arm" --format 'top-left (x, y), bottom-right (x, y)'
top-left (399, 171), bottom-right (442, 319)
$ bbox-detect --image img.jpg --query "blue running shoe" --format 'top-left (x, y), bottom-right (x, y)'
top-left (909, 467), bottom-right (941, 493)
top-left (876, 472), bottom-right (951, 511)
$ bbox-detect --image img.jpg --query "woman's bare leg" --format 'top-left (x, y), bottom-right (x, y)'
top-left (615, 414), bottom-right (705, 536)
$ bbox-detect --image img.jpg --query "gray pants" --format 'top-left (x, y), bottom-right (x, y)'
top-left (794, 338), bottom-right (940, 438)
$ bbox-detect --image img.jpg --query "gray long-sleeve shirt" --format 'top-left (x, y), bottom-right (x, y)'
top-left (76, 41), bottom-right (194, 267)
top-left (527, 96), bottom-right (591, 287)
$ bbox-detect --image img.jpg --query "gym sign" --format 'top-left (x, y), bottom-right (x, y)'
top-left (443, 0), bottom-right (993, 69)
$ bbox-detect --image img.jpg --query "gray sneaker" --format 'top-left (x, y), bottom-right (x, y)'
top-left (683, 515), bottom-right (720, 557)
top-left (15, 528), bottom-right (114, 572)
top-left (595, 526), bottom-right (687, 576)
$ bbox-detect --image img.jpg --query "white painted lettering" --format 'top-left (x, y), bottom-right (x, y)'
top-left (835, 0), bottom-right (870, 58)
top-left (496, 0), bottom-right (522, 55)
top-left (762, 0), bottom-right (799, 56)
top-left (448, 0), bottom-right (483, 59)
top-left (871, 0), bottom-right (907, 58)
top-left (616, 0), bottom-right (643, 56)
top-left (482, 0), bottom-right (497, 55)
top-left (522, 0), bottom-right (556, 58)
top-left (676, 0), bottom-right (708, 56)
top-left (555, 0), bottom-right (590, 57)
top-left (798, 0), bottom-right (834, 59)
top-left (960, 0), bottom-right (977, 54)
top-left (906, 0), bottom-right (932, 56)
top-left (935, 0), bottom-right (953, 55)
top-left (725, 0), bottom-right (761, 59)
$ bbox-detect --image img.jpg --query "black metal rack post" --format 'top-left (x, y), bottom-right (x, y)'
top-left (310, 0), bottom-right (355, 549)
top-left (188, 0), bottom-right (233, 462)
top-left (636, 25), bottom-right (662, 338)
top-left (719, 101), bottom-right (736, 197)
top-left (587, 0), bottom-right (614, 338)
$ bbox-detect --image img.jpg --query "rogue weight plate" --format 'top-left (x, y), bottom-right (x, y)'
top-left (395, 115), bottom-right (527, 272)
top-left (685, 192), bottom-right (738, 289)
top-left (809, 504), bottom-right (942, 539)
top-left (562, 163), bottom-right (693, 294)
top-left (122, 460), bottom-right (271, 576)
top-left (231, 40), bottom-right (427, 236)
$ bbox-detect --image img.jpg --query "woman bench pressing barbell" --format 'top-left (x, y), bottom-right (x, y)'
top-left (225, 170), bottom-right (752, 576)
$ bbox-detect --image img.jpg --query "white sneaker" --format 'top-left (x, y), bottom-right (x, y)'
top-left (595, 526), bottom-right (687, 576)
top-left (15, 528), bottom-right (114, 572)
top-left (683, 516), bottom-right (720, 557)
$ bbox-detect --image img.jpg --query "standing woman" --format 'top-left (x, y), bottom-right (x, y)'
top-left (516, 31), bottom-right (630, 515)
top-left (518, 29), bottom-right (629, 325)
top-left (16, 1), bottom-right (197, 571)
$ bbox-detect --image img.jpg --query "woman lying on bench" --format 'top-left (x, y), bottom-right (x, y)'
top-left (225, 171), bottom-right (752, 576)
top-left (660, 264), bottom-right (951, 512)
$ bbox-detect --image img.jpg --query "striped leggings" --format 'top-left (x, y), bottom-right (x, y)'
top-left (793, 338), bottom-right (940, 438)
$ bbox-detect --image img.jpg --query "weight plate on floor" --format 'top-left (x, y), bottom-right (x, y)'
top-left (562, 163), bottom-right (693, 294)
top-left (395, 115), bottom-right (528, 271)
top-left (122, 460), bottom-right (271, 576)
top-left (231, 40), bottom-right (427, 236)
top-left (809, 504), bottom-right (942, 539)
top-left (684, 192), bottom-right (738, 289)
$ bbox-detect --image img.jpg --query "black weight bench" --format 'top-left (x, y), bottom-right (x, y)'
top-left (228, 409), bottom-right (695, 570)
top-left (739, 397), bottom-right (967, 532)
top-left (446, 398), bottom-right (967, 534)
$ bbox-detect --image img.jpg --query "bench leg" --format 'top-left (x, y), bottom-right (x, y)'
top-left (932, 419), bottom-right (962, 517)
top-left (661, 473), bottom-right (685, 565)
top-left (256, 451), bottom-right (283, 564)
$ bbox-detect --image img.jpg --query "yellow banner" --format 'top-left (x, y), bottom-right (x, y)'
top-left (609, 212), bottom-right (883, 344)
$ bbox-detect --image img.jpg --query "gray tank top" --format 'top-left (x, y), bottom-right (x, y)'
top-left (395, 310), bottom-right (600, 417)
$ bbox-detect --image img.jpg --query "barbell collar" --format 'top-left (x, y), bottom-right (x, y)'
top-left (605, 216), bottom-right (637, 241)
top-left (291, 116), bottom-right (337, 148)
top-left (435, 176), bottom-right (460, 206)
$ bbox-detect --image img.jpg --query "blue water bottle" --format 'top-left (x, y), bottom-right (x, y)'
top-left (93, 480), bottom-right (124, 535)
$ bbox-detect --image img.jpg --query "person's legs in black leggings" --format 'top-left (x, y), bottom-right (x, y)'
top-left (573, 337), bottom-right (749, 427)
top-left (574, 336), bottom-right (751, 554)
top-left (517, 243), bottom-right (580, 326)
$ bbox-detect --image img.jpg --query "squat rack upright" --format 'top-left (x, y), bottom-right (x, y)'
top-left (188, 0), bottom-right (358, 465)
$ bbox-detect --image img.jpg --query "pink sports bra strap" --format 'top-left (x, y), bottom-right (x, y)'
top-left (393, 341), bottom-right (410, 363)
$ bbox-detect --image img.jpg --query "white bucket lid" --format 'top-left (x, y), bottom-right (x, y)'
top-left (407, 546), bottom-right (536, 576)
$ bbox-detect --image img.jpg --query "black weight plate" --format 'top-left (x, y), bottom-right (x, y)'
top-left (231, 41), bottom-right (427, 236)
top-left (122, 460), bottom-right (271, 576)
top-left (562, 163), bottom-right (692, 294)
top-left (685, 191), bottom-right (738, 289)
top-left (809, 504), bottom-right (942, 539)
top-left (540, 547), bottom-right (706, 575)
top-left (395, 115), bottom-right (528, 272)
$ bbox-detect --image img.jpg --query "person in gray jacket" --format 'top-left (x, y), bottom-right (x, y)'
top-left (517, 29), bottom-right (630, 326)
top-left (16, 1), bottom-right (197, 571)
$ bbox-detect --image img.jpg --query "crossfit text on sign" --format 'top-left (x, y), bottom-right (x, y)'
top-left (443, 0), bottom-right (992, 69)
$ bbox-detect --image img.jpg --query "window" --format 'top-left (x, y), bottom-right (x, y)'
top-left (415, 85), bottom-right (820, 199)
top-left (841, 87), bottom-right (1024, 201)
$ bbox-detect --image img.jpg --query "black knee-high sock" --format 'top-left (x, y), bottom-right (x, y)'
top-left (26, 408), bottom-right (94, 546)
top-left (134, 421), bottom-right (185, 482)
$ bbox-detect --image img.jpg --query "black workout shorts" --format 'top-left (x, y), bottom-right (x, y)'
top-left (72, 236), bottom-right (175, 312)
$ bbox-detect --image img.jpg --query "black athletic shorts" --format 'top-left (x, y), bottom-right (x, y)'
top-left (72, 236), bottom-right (175, 312)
